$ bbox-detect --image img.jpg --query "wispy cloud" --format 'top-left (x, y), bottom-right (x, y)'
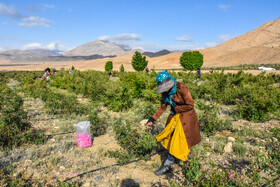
top-left (219, 34), bottom-right (232, 42)
top-left (0, 3), bottom-right (22, 19)
top-left (42, 4), bottom-right (56, 9)
top-left (18, 16), bottom-right (51, 28)
top-left (218, 4), bottom-right (230, 12)
top-left (26, 6), bottom-right (39, 13)
top-left (169, 42), bottom-right (219, 51)
top-left (22, 41), bottom-right (70, 53)
top-left (175, 35), bottom-right (193, 42)
top-left (130, 42), bottom-right (165, 52)
top-left (0, 3), bottom-right (52, 28)
top-left (98, 33), bottom-right (141, 42)
top-left (0, 47), bottom-right (6, 52)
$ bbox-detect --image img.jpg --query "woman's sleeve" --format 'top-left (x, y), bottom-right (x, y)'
top-left (152, 101), bottom-right (167, 121)
top-left (174, 84), bottom-right (194, 113)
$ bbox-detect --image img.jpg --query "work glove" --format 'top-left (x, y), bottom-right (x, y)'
top-left (146, 117), bottom-right (155, 126)
top-left (145, 117), bottom-right (155, 134)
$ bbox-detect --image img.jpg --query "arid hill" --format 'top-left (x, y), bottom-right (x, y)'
top-left (200, 17), bottom-right (280, 67)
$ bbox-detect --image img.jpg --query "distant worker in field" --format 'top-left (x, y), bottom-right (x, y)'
top-left (109, 70), bottom-right (113, 78)
top-left (196, 68), bottom-right (201, 80)
top-left (145, 67), bottom-right (150, 75)
top-left (41, 67), bottom-right (52, 80)
top-left (146, 71), bottom-right (201, 176)
top-left (53, 68), bottom-right (57, 74)
top-left (209, 68), bottom-right (213, 74)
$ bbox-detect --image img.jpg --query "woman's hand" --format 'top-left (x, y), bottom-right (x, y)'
top-left (147, 122), bottom-right (153, 126)
top-left (146, 117), bottom-right (155, 126)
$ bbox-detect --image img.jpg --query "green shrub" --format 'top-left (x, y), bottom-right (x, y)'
top-left (120, 64), bottom-right (125, 72)
top-left (102, 81), bottom-right (133, 112)
top-left (182, 158), bottom-right (239, 186)
top-left (233, 142), bottom-right (247, 157)
top-left (237, 85), bottom-right (279, 121)
top-left (131, 51), bottom-right (148, 71)
top-left (270, 127), bottom-right (280, 141)
top-left (105, 61), bottom-right (113, 72)
top-left (108, 118), bottom-right (157, 163)
top-left (42, 87), bottom-right (86, 115)
top-left (0, 85), bottom-right (45, 149)
top-left (180, 51), bottom-right (203, 71)
top-left (119, 72), bottom-right (159, 101)
top-left (89, 107), bottom-right (107, 137)
top-left (197, 101), bottom-right (231, 136)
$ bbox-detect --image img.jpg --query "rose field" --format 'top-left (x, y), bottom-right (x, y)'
top-left (0, 69), bottom-right (279, 186)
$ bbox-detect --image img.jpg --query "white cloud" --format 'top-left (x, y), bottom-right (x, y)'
top-left (168, 42), bottom-right (218, 51)
top-left (218, 4), bottom-right (230, 12)
top-left (175, 35), bottom-right (193, 42)
top-left (26, 6), bottom-right (39, 13)
top-left (125, 40), bottom-right (219, 52)
top-left (98, 33), bottom-right (141, 42)
top-left (0, 47), bottom-right (5, 52)
top-left (130, 42), bottom-right (164, 52)
top-left (219, 34), bottom-right (232, 42)
top-left (0, 3), bottom-right (52, 28)
top-left (22, 41), bottom-right (69, 53)
top-left (0, 3), bottom-right (22, 19)
top-left (23, 42), bottom-right (43, 49)
top-left (18, 16), bottom-right (51, 28)
top-left (47, 42), bottom-right (69, 52)
top-left (43, 4), bottom-right (56, 9)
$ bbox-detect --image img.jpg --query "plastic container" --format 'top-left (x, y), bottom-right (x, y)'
top-left (76, 121), bottom-right (92, 148)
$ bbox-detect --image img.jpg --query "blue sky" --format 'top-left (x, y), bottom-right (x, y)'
top-left (0, 0), bottom-right (279, 52)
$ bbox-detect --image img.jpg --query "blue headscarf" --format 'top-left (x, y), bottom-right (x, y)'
top-left (162, 76), bottom-right (177, 114)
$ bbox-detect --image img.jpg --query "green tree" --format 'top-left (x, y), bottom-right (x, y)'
top-left (120, 64), bottom-right (125, 72)
top-left (131, 51), bottom-right (148, 71)
top-left (105, 61), bottom-right (113, 72)
top-left (180, 51), bottom-right (203, 70)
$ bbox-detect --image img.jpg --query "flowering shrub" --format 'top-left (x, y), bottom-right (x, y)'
top-left (197, 101), bottom-right (231, 135)
top-left (108, 118), bottom-right (157, 164)
top-left (102, 81), bottom-right (133, 112)
top-left (0, 84), bottom-right (44, 149)
top-left (89, 108), bottom-right (107, 137)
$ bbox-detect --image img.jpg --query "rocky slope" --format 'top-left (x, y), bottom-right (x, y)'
top-left (64, 40), bottom-right (141, 57)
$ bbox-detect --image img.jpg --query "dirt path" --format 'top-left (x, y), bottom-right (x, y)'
top-left (0, 60), bottom-right (279, 75)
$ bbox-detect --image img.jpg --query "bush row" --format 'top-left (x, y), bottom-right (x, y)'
top-left (0, 83), bottom-right (44, 150)
top-left (3, 70), bottom-right (279, 122)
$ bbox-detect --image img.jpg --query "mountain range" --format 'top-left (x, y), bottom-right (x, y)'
top-left (0, 17), bottom-right (280, 69)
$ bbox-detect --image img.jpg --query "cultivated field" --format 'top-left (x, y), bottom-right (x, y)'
top-left (0, 70), bottom-right (279, 186)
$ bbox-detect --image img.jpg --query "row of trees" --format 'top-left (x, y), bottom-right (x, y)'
top-left (105, 50), bottom-right (204, 72)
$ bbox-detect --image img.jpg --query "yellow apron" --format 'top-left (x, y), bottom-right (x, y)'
top-left (156, 114), bottom-right (190, 161)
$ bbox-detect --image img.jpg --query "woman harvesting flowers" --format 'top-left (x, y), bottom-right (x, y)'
top-left (147, 71), bottom-right (201, 176)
